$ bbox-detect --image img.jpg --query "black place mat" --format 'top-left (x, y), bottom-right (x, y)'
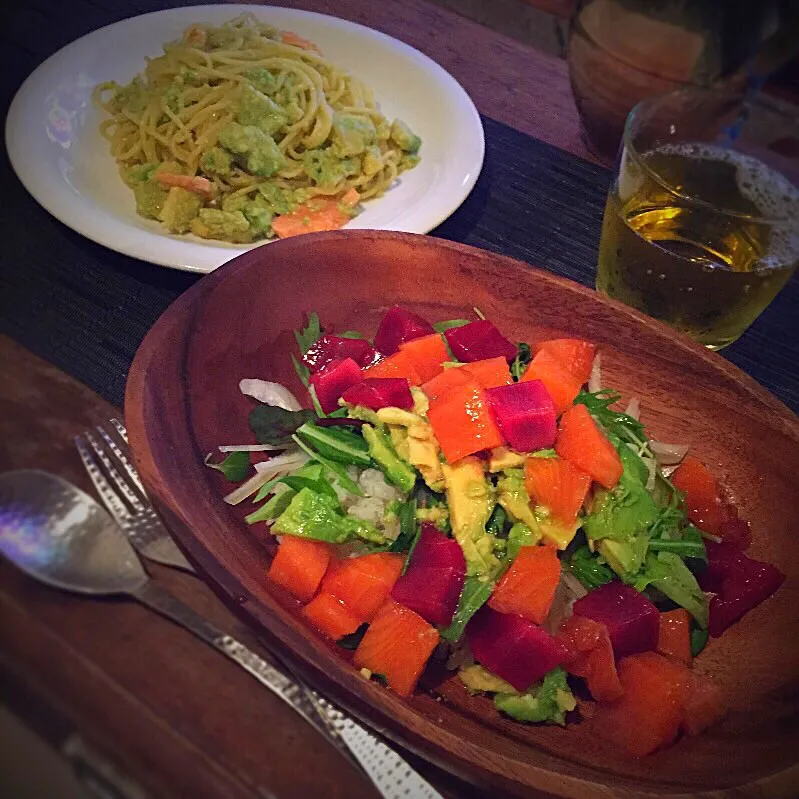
top-left (2, 0), bottom-right (798, 413)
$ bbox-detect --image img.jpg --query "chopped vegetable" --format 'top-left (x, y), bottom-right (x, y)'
top-left (239, 378), bottom-right (302, 410)
top-left (635, 551), bottom-right (708, 629)
top-left (440, 575), bottom-right (495, 643)
top-left (303, 334), bottom-right (379, 373)
top-left (323, 552), bottom-right (404, 621)
top-left (494, 667), bottom-right (576, 725)
top-left (309, 357), bottom-right (363, 414)
top-left (568, 545), bottom-right (614, 590)
top-left (341, 378), bottom-right (414, 410)
top-left (374, 306), bottom-right (435, 355)
top-left (467, 605), bottom-right (568, 692)
top-left (248, 405), bottom-right (316, 446)
top-left (353, 599), bottom-right (440, 696)
top-left (572, 581), bottom-right (660, 658)
top-left (670, 455), bottom-right (721, 537)
top-left (444, 320), bottom-right (517, 363)
top-left (485, 380), bottom-right (557, 453)
top-left (205, 450), bottom-right (250, 481)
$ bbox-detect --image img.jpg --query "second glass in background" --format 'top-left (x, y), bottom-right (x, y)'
top-left (596, 87), bottom-right (799, 349)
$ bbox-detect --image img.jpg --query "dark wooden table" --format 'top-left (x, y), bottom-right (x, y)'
top-left (0, 1), bottom-right (592, 796)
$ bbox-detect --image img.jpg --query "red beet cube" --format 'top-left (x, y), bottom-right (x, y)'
top-left (467, 606), bottom-right (568, 692)
top-left (444, 320), bottom-right (517, 363)
top-left (390, 525), bottom-right (466, 626)
top-left (485, 380), bottom-right (556, 452)
top-left (309, 358), bottom-right (363, 414)
top-left (341, 378), bottom-right (414, 410)
top-left (572, 582), bottom-right (659, 658)
top-left (700, 542), bottom-right (785, 637)
top-left (373, 306), bottom-right (435, 355)
top-left (302, 335), bottom-right (379, 373)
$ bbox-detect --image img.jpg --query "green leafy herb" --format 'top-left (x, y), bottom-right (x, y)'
top-left (338, 623), bottom-right (368, 650)
top-left (531, 448), bottom-right (557, 458)
top-left (690, 626), bottom-right (709, 657)
top-left (308, 385), bottom-right (326, 418)
top-left (486, 505), bottom-right (508, 537)
top-left (389, 499), bottom-right (418, 551)
top-left (433, 319), bottom-right (471, 333)
top-left (569, 545), bottom-right (615, 589)
top-left (204, 450), bottom-right (251, 481)
top-left (506, 522), bottom-right (539, 562)
top-left (510, 342), bottom-right (532, 381)
top-left (649, 524), bottom-right (707, 561)
top-left (295, 422), bottom-right (371, 466)
top-left (494, 667), bottom-right (576, 726)
top-left (249, 405), bottom-right (317, 446)
top-left (252, 475), bottom-right (283, 503)
top-left (279, 463), bottom-right (339, 501)
top-left (574, 389), bottom-right (648, 451)
top-left (292, 312), bottom-right (322, 386)
top-left (291, 434), bottom-right (362, 495)
top-left (635, 551), bottom-right (709, 629)
top-left (294, 312), bottom-right (322, 354)
top-left (245, 486), bottom-right (296, 524)
top-left (336, 330), bottom-right (365, 339)
top-left (440, 576), bottom-right (494, 642)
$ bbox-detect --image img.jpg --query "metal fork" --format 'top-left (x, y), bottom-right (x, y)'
top-left (74, 419), bottom-right (444, 799)
top-left (75, 419), bottom-right (194, 573)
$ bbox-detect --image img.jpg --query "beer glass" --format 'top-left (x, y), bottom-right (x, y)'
top-left (596, 87), bottom-right (799, 349)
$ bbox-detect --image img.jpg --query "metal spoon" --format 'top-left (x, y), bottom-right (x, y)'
top-left (0, 470), bottom-right (345, 752)
top-left (0, 469), bottom-right (445, 799)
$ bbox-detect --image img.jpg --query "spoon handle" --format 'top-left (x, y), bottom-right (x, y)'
top-left (130, 581), bottom-right (444, 799)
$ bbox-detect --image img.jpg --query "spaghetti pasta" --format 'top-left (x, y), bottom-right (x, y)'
top-left (93, 14), bottom-right (422, 243)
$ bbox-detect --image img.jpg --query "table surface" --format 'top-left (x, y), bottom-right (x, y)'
top-left (1, 1), bottom-right (796, 798)
top-left (0, 2), bottom-right (590, 797)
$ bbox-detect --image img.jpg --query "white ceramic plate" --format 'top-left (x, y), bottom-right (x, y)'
top-left (5, 5), bottom-right (484, 273)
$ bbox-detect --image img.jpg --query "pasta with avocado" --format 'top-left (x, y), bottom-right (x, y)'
top-left (93, 13), bottom-right (422, 243)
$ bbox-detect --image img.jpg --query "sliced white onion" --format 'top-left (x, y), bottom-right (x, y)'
top-left (625, 397), bottom-right (640, 420)
top-left (218, 443), bottom-right (287, 453)
top-left (561, 570), bottom-right (589, 600)
top-left (544, 570), bottom-right (587, 634)
top-left (253, 451), bottom-right (308, 474)
top-left (588, 352), bottom-right (602, 393)
top-left (651, 441), bottom-right (690, 466)
top-left (644, 455), bottom-right (657, 491)
top-left (224, 451), bottom-right (308, 505)
top-left (239, 378), bottom-right (302, 411)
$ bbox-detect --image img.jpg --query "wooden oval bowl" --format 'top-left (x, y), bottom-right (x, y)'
top-left (126, 231), bottom-right (799, 798)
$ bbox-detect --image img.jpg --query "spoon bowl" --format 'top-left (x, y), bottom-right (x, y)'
top-left (0, 469), bottom-right (148, 595)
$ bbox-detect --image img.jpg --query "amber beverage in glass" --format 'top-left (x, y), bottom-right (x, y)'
top-left (596, 88), bottom-right (799, 349)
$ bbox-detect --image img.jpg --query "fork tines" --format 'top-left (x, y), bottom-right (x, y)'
top-left (74, 418), bottom-right (146, 523)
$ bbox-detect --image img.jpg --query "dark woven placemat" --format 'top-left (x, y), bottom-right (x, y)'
top-left (2, 0), bottom-right (797, 412)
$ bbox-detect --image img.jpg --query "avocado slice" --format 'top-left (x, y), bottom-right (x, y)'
top-left (361, 424), bottom-right (416, 493)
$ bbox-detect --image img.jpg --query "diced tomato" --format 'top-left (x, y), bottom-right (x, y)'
top-left (353, 599), bottom-right (440, 696)
top-left (555, 404), bottom-right (623, 489)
